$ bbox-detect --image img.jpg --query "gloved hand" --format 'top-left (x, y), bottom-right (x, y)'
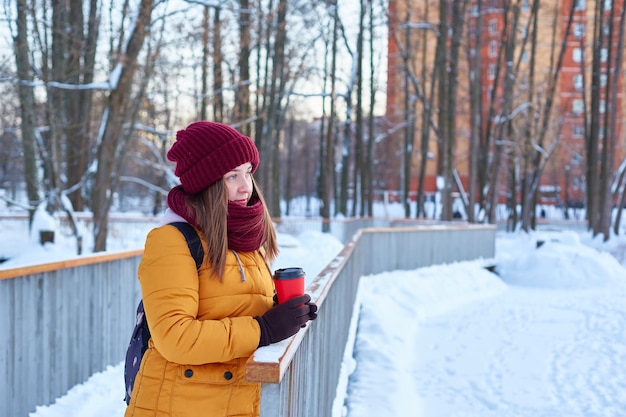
top-left (255, 294), bottom-right (318, 347)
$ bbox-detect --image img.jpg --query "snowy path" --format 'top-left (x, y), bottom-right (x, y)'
top-left (344, 248), bottom-right (626, 417)
top-left (412, 287), bottom-right (626, 417)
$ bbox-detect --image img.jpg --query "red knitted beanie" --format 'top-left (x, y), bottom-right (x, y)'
top-left (167, 121), bottom-right (260, 194)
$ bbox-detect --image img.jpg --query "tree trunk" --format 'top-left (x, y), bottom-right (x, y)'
top-left (402, 13), bottom-right (414, 219)
top-left (610, 6), bottom-right (626, 236)
top-left (92, 0), bottom-right (154, 251)
top-left (285, 118), bottom-right (294, 216)
top-left (586, 0), bottom-right (604, 231)
top-left (467, 0), bottom-right (483, 223)
top-left (268, 0), bottom-right (288, 217)
top-left (441, 0), bottom-right (467, 221)
top-left (597, 2), bottom-right (625, 239)
top-left (200, 7), bottom-right (210, 120)
top-left (339, 97), bottom-right (352, 217)
top-left (236, 0), bottom-right (252, 135)
top-left (14, 0), bottom-right (40, 225)
top-left (435, 0), bottom-right (449, 220)
top-left (354, 0), bottom-right (365, 217)
top-left (72, 0), bottom-right (99, 212)
top-left (416, 2), bottom-right (436, 219)
top-left (212, 7), bottom-right (224, 122)
top-left (365, 0), bottom-right (376, 217)
top-left (320, 2), bottom-right (339, 232)
top-left (520, 0), bottom-right (574, 231)
top-left (254, 0), bottom-right (271, 189)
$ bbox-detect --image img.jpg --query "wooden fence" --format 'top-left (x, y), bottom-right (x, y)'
top-left (245, 224), bottom-right (496, 417)
top-left (0, 252), bottom-right (143, 417)
top-left (0, 221), bottom-right (495, 417)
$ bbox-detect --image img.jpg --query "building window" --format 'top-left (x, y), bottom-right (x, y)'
top-left (572, 99), bottom-right (584, 115)
top-left (522, 0), bottom-right (530, 12)
top-left (600, 74), bottom-right (608, 87)
top-left (599, 100), bottom-right (606, 113)
top-left (573, 23), bottom-right (585, 39)
top-left (573, 74), bottom-right (583, 90)
top-left (572, 125), bottom-right (584, 137)
top-left (573, 48), bottom-right (583, 62)
top-left (488, 63), bottom-right (496, 80)
top-left (601, 48), bottom-right (608, 62)
top-left (489, 40), bottom-right (498, 57)
top-left (574, 0), bottom-right (586, 11)
top-left (489, 19), bottom-right (498, 35)
top-left (603, 24), bottom-right (610, 36)
top-left (604, 0), bottom-right (612, 10)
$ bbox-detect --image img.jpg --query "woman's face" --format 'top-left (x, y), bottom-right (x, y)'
top-left (223, 162), bottom-right (253, 205)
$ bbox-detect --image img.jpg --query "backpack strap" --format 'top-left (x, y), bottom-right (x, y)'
top-left (170, 222), bottom-right (204, 269)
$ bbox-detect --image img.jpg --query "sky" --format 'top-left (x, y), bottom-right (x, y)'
top-left (3, 207), bottom-right (626, 417)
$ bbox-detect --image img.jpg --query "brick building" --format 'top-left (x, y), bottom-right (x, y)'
top-left (386, 0), bottom-right (625, 210)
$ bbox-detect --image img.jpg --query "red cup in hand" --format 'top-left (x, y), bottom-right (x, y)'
top-left (273, 267), bottom-right (305, 304)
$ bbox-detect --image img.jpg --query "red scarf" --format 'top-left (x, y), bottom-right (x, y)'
top-left (167, 185), bottom-right (265, 252)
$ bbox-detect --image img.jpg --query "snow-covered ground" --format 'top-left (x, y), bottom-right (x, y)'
top-left (3, 205), bottom-right (626, 417)
top-left (345, 230), bottom-right (626, 417)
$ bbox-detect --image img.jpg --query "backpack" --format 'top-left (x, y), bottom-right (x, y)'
top-left (124, 222), bottom-right (204, 405)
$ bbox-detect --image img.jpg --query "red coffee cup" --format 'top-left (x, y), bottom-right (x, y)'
top-left (273, 267), bottom-right (305, 304)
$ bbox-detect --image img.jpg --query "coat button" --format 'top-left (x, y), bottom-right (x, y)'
top-left (224, 371), bottom-right (233, 380)
top-left (184, 369), bottom-right (193, 378)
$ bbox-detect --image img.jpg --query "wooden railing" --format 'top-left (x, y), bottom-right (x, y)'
top-left (245, 224), bottom-right (496, 417)
top-left (0, 221), bottom-right (495, 417)
top-left (0, 251), bottom-right (143, 417)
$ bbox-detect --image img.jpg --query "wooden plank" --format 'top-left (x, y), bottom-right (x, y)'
top-left (0, 249), bottom-right (143, 280)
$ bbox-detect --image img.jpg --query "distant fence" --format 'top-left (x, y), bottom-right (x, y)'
top-left (0, 218), bottom-right (495, 417)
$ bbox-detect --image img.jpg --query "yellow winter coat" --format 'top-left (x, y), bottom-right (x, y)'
top-left (124, 223), bottom-right (274, 417)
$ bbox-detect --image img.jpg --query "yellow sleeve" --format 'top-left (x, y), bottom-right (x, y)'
top-left (138, 224), bottom-right (261, 364)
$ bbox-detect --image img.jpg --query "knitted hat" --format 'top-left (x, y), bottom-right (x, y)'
top-left (167, 121), bottom-right (260, 194)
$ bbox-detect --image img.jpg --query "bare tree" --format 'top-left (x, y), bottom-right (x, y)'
top-left (467, 0), bottom-right (484, 223)
top-left (13, 0), bottom-right (40, 225)
top-left (92, 0), bottom-right (155, 251)
top-left (516, 0), bottom-right (570, 231)
top-left (611, 3), bottom-right (626, 235)
top-left (200, 6), bottom-right (210, 120)
top-left (337, 11), bottom-right (356, 217)
top-left (235, 0), bottom-right (252, 135)
top-left (319, 0), bottom-right (339, 231)
top-left (586, 0), bottom-right (626, 239)
top-left (364, 0), bottom-right (377, 217)
top-left (212, 6), bottom-right (224, 121)
top-left (387, 4), bottom-right (440, 219)
top-left (432, 0), bottom-right (469, 221)
top-left (352, 0), bottom-right (366, 217)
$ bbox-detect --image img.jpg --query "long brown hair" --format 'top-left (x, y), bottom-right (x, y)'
top-left (185, 176), bottom-right (278, 279)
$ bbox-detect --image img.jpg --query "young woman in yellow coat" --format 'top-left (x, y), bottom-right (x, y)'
top-left (124, 121), bottom-right (318, 417)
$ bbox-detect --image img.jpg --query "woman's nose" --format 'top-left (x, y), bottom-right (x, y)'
top-left (239, 178), bottom-right (252, 193)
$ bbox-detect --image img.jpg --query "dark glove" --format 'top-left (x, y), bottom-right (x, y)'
top-left (255, 294), bottom-right (318, 347)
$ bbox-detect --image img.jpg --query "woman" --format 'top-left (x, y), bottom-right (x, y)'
top-left (125, 121), bottom-right (317, 417)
